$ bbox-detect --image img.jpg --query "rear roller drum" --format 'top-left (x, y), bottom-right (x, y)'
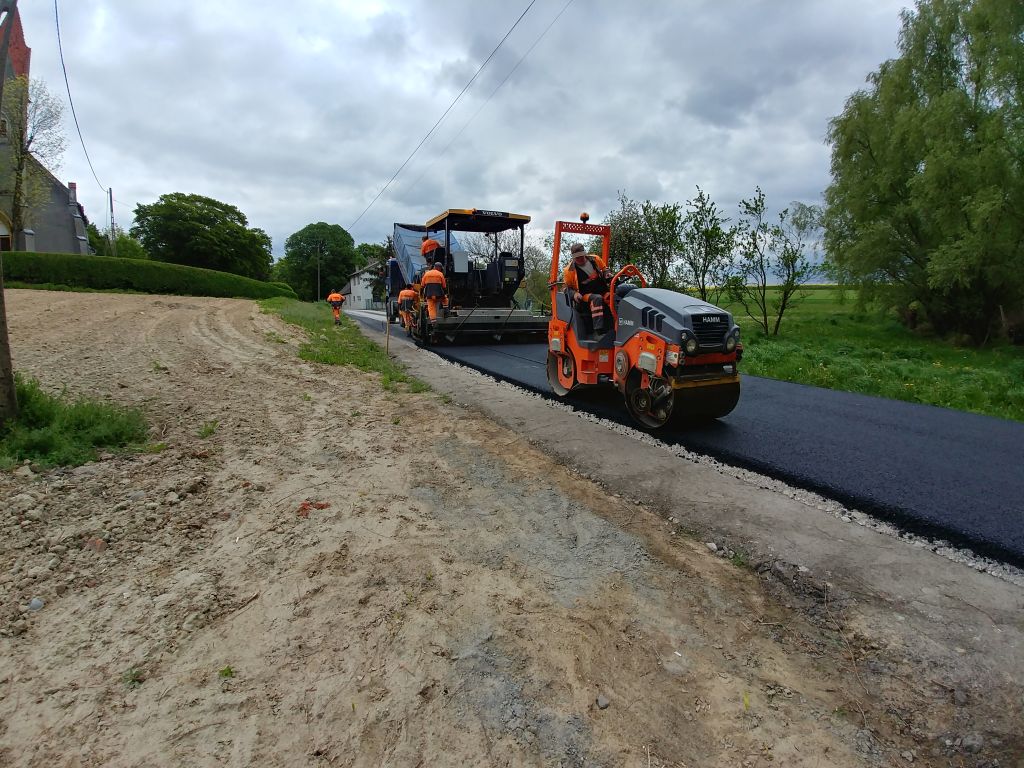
top-left (675, 381), bottom-right (741, 422)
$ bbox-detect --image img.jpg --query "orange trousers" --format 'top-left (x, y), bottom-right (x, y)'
top-left (426, 297), bottom-right (445, 321)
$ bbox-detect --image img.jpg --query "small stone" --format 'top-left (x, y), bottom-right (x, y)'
top-left (47, 558), bottom-right (60, 570)
top-left (24, 509), bottom-right (43, 522)
top-left (11, 620), bottom-right (28, 636)
top-left (164, 492), bottom-right (180, 506)
top-left (705, 543), bottom-right (718, 552)
top-left (961, 732), bottom-right (984, 754)
top-left (13, 465), bottom-right (35, 479)
top-left (29, 463), bottom-right (44, 474)
top-left (49, 545), bottom-right (68, 556)
top-left (54, 584), bottom-right (67, 596)
top-left (596, 695), bottom-right (610, 710)
top-left (145, 502), bottom-right (159, 510)
top-left (28, 597), bottom-right (45, 612)
top-left (129, 491), bottom-right (146, 501)
top-left (901, 750), bottom-right (914, 762)
top-left (953, 688), bottom-right (968, 707)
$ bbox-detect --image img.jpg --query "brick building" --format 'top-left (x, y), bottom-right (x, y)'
top-left (0, 6), bottom-right (89, 254)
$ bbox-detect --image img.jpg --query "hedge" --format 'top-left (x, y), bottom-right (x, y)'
top-left (1, 251), bottom-right (297, 300)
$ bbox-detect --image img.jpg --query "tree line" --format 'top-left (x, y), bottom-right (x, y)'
top-left (84, 192), bottom-right (386, 303)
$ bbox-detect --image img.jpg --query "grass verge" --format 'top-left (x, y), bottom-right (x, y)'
top-left (259, 298), bottom-right (430, 393)
top-left (1, 375), bottom-right (150, 469)
top-left (723, 289), bottom-right (1024, 422)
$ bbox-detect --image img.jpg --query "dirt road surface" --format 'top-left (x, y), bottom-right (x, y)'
top-left (1, 290), bottom-right (1020, 767)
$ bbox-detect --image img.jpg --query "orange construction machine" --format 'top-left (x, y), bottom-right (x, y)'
top-left (546, 214), bottom-right (742, 429)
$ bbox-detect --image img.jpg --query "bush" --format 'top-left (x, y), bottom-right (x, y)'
top-left (1, 251), bottom-right (296, 300)
top-left (1, 375), bottom-right (149, 468)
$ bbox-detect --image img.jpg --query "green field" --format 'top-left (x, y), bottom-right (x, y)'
top-left (723, 288), bottom-right (1024, 422)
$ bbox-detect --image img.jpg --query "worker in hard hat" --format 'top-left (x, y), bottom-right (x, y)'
top-left (397, 285), bottom-right (419, 332)
top-left (326, 288), bottom-right (345, 325)
top-left (420, 262), bottom-right (448, 322)
top-left (563, 243), bottom-right (612, 334)
top-left (421, 234), bottom-right (441, 259)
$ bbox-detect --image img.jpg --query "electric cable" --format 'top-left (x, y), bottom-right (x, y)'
top-left (403, 0), bottom-right (575, 195)
top-left (347, 0), bottom-right (538, 232)
top-left (54, 0), bottom-right (105, 193)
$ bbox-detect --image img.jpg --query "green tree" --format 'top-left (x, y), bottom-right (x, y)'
top-left (277, 222), bottom-right (359, 301)
top-left (603, 193), bottom-right (685, 288)
top-left (356, 240), bottom-right (388, 301)
top-left (823, 0), bottom-right (1024, 343)
top-left (518, 244), bottom-right (551, 310)
top-left (87, 223), bottom-right (147, 259)
top-left (130, 193), bottom-right (272, 280)
top-left (675, 186), bottom-right (736, 304)
top-left (730, 189), bottom-right (820, 337)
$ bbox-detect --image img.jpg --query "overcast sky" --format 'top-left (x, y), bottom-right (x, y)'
top-left (19, 0), bottom-right (908, 256)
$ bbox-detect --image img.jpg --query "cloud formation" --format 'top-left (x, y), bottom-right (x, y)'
top-left (21, 0), bottom-right (908, 255)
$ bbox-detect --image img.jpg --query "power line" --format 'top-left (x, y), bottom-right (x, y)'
top-left (403, 0), bottom-right (576, 195)
top-left (347, 0), bottom-right (538, 232)
top-left (54, 0), bottom-right (105, 193)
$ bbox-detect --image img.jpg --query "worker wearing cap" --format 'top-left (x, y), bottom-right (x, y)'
top-left (420, 262), bottom-right (447, 322)
top-left (397, 285), bottom-right (419, 331)
top-left (421, 234), bottom-right (441, 258)
top-left (326, 288), bottom-right (345, 325)
top-left (563, 243), bottom-right (612, 334)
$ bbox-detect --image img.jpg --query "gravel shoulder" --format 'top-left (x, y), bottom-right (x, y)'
top-left (0, 291), bottom-right (1020, 768)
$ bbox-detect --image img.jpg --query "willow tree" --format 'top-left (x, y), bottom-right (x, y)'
top-left (824, 0), bottom-right (1024, 342)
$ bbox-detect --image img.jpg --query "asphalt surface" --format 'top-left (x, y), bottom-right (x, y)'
top-left (348, 311), bottom-right (1024, 567)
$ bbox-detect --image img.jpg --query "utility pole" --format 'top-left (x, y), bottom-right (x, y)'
top-left (108, 188), bottom-right (117, 258)
top-left (0, 0), bottom-right (21, 427)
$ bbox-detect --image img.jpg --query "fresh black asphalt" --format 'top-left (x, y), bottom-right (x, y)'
top-left (349, 312), bottom-right (1024, 567)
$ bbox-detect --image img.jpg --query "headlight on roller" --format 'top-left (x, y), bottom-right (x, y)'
top-left (684, 336), bottom-right (699, 355)
top-left (725, 335), bottom-right (737, 352)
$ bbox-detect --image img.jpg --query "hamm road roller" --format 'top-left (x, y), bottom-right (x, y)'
top-left (546, 214), bottom-right (742, 429)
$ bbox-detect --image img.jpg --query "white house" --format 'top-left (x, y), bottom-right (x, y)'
top-left (342, 265), bottom-right (382, 310)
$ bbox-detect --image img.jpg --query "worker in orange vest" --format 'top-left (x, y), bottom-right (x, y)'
top-left (563, 243), bottom-right (612, 334)
top-left (421, 234), bottom-right (441, 258)
top-left (326, 289), bottom-right (345, 325)
top-left (397, 285), bottom-right (418, 332)
top-left (420, 262), bottom-right (447, 322)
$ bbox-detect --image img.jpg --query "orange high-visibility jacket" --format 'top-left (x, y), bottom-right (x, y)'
top-left (421, 238), bottom-right (441, 256)
top-left (327, 292), bottom-right (344, 303)
top-left (421, 268), bottom-right (447, 291)
top-left (398, 288), bottom-right (418, 304)
top-left (563, 254), bottom-right (607, 294)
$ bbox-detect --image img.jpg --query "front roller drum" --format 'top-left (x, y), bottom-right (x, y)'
top-left (623, 368), bottom-right (674, 429)
top-left (674, 380), bottom-right (741, 422)
top-left (546, 351), bottom-right (577, 396)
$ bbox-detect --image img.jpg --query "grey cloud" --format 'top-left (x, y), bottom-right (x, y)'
top-left (20, 0), bottom-right (908, 254)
